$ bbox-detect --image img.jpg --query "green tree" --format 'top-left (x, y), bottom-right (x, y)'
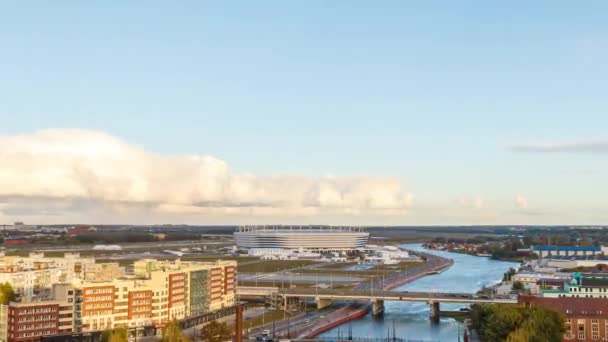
top-left (101, 328), bottom-right (128, 342)
top-left (0, 283), bottom-right (16, 304)
top-left (512, 281), bottom-right (525, 292)
top-left (471, 304), bottom-right (564, 342)
top-left (162, 319), bottom-right (187, 342)
top-left (200, 320), bottom-right (232, 342)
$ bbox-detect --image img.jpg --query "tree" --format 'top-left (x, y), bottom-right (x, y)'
top-left (471, 304), bottom-right (564, 342)
top-left (162, 319), bottom-right (185, 342)
top-left (503, 268), bottom-right (517, 282)
top-left (101, 328), bottom-right (128, 342)
top-left (0, 283), bottom-right (16, 304)
top-left (200, 320), bottom-right (232, 342)
top-left (512, 281), bottom-right (525, 292)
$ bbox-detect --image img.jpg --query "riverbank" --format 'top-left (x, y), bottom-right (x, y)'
top-left (422, 244), bottom-right (526, 263)
top-left (355, 248), bottom-right (454, 291)
top-left (298, 304), bottom-right (370, 338)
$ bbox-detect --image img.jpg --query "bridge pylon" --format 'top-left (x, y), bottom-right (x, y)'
top-left (371, 299), bottom-right (384, 316)
top-left (316, 297), bottom-right (333, 309)
top-left (429, 301), bottom-right (440, 323)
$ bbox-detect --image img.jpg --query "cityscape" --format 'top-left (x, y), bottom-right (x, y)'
top-left (0, 224), bottom-right (606, 341)
top-left (2, 1), bottom-right (608, 342)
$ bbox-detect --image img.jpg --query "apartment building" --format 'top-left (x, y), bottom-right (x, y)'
top-left (76, 259), bottom-right (236, 333)
top-left (0, 258), bottom-right (236, 341)
top-left (0, 253), bottom-right (98, 301)
top-left (4, 300), bottom-right (73, 342)
top-left (82, 263), bottom-right (125, 283)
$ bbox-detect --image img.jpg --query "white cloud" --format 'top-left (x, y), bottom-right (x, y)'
top-left (510, 140), bottom-right (608, 154)
top-left (0, 129), bottom-right (414, 223)
top-left (458, 196), bottom-right (484, 210)
top-left (515, 195), bottom-right (529, 210)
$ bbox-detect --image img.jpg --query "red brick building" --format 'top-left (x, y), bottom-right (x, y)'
top-left (8, 303), bottom-right (58, 342)
top-left (66, 226), bottom-right (96, 237)
top-left (3, 239), bottom-right (30, 247)
top-left (520, 295), bottom-right (608, 341)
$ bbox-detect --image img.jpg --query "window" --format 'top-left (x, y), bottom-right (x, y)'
top-left (579, 322), bottom-right (586, 340)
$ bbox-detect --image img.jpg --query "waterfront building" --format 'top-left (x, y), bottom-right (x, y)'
top-left (520, 295), bottom-right (608, 341)
top-left (541, 273), bottom-right (608, 299)
top-left (531, 245), bottom-right (604, 259)
top-left (234, 225), bottom-right (369, 251)
top-left (544, 257), bottom-right (608, 269)
top-left (511, 272), bottom-right (570, 286)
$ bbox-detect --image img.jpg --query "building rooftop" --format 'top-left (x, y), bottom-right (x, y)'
top-left (581, 278), bottom-right (608, 287)
top-left (237, 225), bottom-right (367, 233)
top-left (520, 295), bottom-right (608, 316)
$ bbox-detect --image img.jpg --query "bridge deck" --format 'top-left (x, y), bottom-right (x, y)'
top-left (237, 287), bottom-right (517, 304)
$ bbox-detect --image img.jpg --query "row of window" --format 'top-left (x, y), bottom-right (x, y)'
top-left (14, 330), bottom-right (56, 338)
top-left (15, 315), bottom-right (56, 322)
top-left (16, 322), bottom-right (57, 330)
top-left (83, 295), bottom-right (113, 302)
top-left (14, 307), bottom-right (57, 314)
top-left (84, 303), bottom-right (113, 309)
top-left (570, 287), bottom-right (608, 293)
top-left (84, 288), bottom-right (114, 295)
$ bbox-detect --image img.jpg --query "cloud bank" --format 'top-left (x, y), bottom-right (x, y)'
top-left (515, 195), bottom-right (529, 210)
top-left (0, 129), bottom-right (414, 223)
top-left (510, 140), bottom-right (608, 154)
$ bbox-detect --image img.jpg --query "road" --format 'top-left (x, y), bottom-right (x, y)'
top-left (248, 305), bottom-right (345, 339)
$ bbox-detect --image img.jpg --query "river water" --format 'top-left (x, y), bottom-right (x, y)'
top-left (319, 243), bottom-right (519, 341)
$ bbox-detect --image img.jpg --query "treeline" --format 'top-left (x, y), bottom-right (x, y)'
top-left (73, 232), bottom-right (203, 244)
top-left (471, 304), bottom-right (564, 342)
top-left (431, 236), bottom-right (499, 244)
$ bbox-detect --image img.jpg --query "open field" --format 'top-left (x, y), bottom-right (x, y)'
top-left (92, 255), bottom-right (256, 267)
top-left (316, 262), bottom-right (358, 269)
top-left (297, 261), bottom-right (418, 278)
top-left (237, 260), bottom-right (321, 273)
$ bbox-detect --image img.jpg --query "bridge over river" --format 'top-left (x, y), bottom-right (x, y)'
top-left (237, 286), bottom-right (517, 320)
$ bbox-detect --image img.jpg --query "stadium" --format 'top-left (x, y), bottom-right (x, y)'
top-left (234, 225), bottom-right (369, 251)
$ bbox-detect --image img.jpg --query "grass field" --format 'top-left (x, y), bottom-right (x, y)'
top-left (316, 262), bottom-right (358, 269)
top-left (93, 255), bottom-right (256, 267)
top-left (237, 260), bottom-right (320, 273)
top-left (297, 261), bottom-right (418, 278)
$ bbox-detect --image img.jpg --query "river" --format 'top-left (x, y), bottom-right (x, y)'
top-left (319, 243), bottom-right (519, 341)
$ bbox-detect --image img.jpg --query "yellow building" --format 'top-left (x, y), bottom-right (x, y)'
top-left (77, 259), bottom-right (236, 332)
top-left (0, 257), bottom-right (237, 339)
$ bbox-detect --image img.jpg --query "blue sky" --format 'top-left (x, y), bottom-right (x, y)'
top-left (1, 1), bottom-right (608, 225)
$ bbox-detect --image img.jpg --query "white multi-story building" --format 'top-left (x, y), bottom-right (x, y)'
top-left (235, 226), bottom-right (369, 251)
top-left (0, 253), bottom-right (101, 301)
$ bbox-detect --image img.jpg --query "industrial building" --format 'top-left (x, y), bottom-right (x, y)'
top-left (531, 245), bottom-right (604, 259)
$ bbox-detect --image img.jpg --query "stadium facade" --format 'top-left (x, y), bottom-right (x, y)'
top-left (234, 225), bottom-right (369, 251)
